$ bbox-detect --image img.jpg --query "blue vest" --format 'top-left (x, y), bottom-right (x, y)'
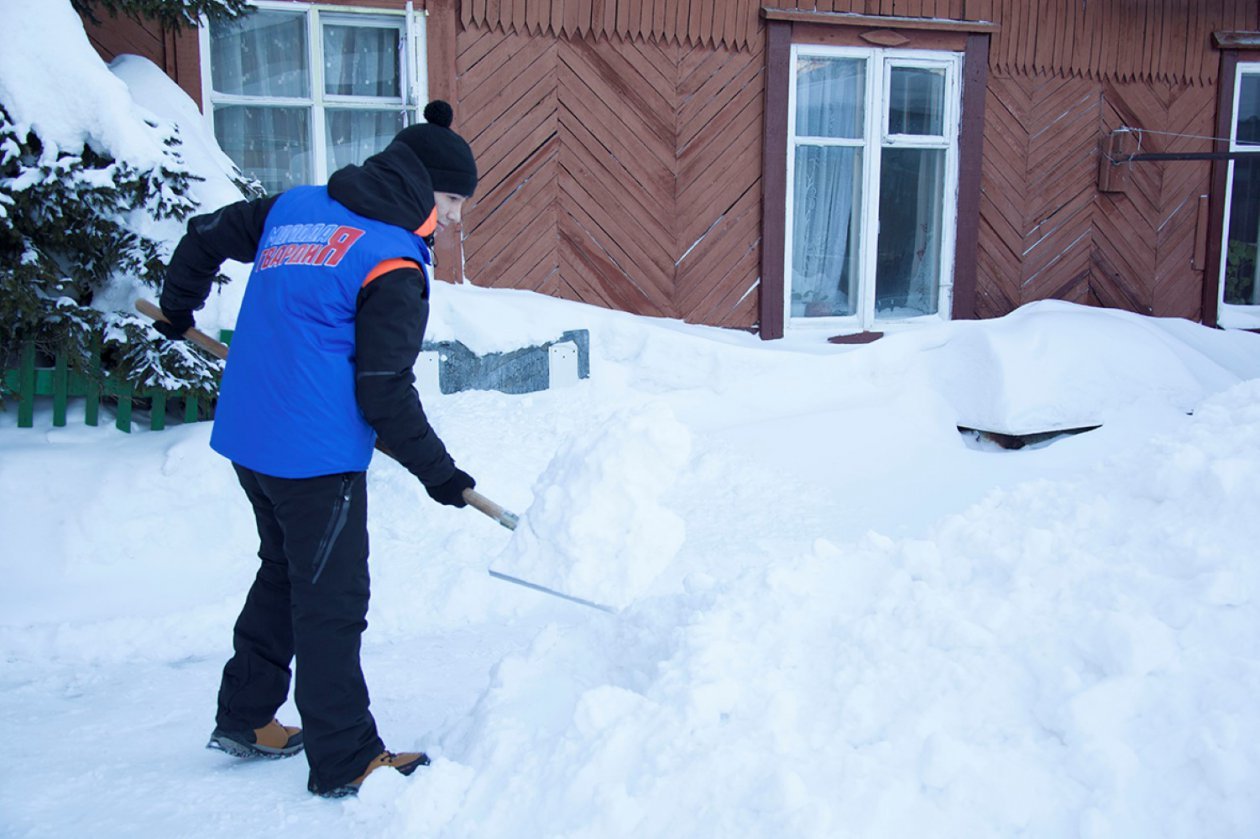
top-left (211, 186), bottom-right (430, 478)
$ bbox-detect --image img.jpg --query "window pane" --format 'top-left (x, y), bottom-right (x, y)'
top-left (889, 66), bottom-right (946, 136)
top-left (1224, 156), bottom-right (1260, 305)
top-left (323, 24), bottom-right (401, 98)
top-left (1238, 74), bottom-right (1260, 146)
top-left (875, 148), bottom-right (945, 318)
top-left (210, 11), bottom-right (308, 98)
top-left (326, 109), bottom-right (406, 172)
top-left (795, 57), bottom-right (865, 139)
top-left (791, 145), bottom-right (863, 318)
top-left (213, 105), bottom-right (311, 194)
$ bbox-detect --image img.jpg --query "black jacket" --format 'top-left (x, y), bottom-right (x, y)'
top-left (161, 142), bottom-right (457, 487)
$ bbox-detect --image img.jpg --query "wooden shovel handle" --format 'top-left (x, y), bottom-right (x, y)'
top-left (464, 488), bottom-right (519, 531)
top-left (135, 299), bottom-right (229, 360)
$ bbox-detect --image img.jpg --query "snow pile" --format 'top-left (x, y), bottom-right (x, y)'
top-left (0, 0), bottom-right (168, 167)
top-left (0, 426), bottom-right (257, 664)
top-left (3, 294), bottom-right (1260, 837)
top-left (0, 0), bottom-right (251, 333)
top-left (489, 402), bottom-right (692, 610)
top-left (923, 300), bottom-right (1250, 434)
top-left (104, 55), bottom-right (255, 327)
top-left (385, 379), bottom-right (1260, 838)
top-left (5, 7), bottom-right (1259, 836)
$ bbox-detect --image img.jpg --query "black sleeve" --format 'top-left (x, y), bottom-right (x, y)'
top-left (354, 267), bottom-right (457, 487)
top-left (160, 194), bottom-right (280, 314)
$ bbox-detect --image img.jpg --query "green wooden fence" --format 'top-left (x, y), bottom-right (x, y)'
top-left (1, 341), bottom-right (214, 432)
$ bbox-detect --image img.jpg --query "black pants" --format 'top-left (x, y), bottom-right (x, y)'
top-left (218, 464), bottom-right (384, 794)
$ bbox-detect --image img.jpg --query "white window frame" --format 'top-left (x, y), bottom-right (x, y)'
top-left (784, 44), bottom-right (962, 335)
top-left (1216, 60), bottom-right (1260, 330)
top-left (199, 0), bottom-right (428, 188)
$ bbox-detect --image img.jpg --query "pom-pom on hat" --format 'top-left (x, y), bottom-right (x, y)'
top-left (392, 101), bottom-right (478, 197)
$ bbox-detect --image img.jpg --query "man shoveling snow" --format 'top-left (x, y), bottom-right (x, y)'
top-left (156, 101), bottom-right (480, 798)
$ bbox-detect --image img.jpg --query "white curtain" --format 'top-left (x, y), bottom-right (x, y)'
top-left (909, 150), bottom-right (943, 314)
top-left (210, 11), bottom-right (308, 98)
top-left (792, 147), bottom-right (860, 317)
top-left (791, 58), bottom-right (864, 318)
top-left (210, 11), bottom-right (311, 193)
top-left (326, 110), bottom-right (405, 173)
top-left (322, 25), bottom-right (399, 98)
top-left (322, 25), bottom-right (405, 173)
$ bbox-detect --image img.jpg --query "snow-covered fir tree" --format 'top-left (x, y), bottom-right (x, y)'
top-left (0, 103), bottom-right (224, 402)
top-left (1, 0), bottom-right (258, 407)
top-left (71, 0), bottom-right (249, 30)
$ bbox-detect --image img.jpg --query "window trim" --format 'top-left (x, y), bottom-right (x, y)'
top-left (198, 0), bottom-right (426, 190)
top-left (759, 11), bottom-right (992, 341)
top-left (783, 45), bottom-right (962, 333)
top-left (1213, 59), bottom-right (1260, 329)
top-left (1202, 35), bottom-right (1260, 329)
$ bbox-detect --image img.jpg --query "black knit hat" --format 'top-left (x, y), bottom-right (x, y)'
top-left (392, 101), bottom-right (478, 197)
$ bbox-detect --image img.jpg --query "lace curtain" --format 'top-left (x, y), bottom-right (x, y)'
top-left (209, 12), bottom-right (406, 193)
top-left (323, 25), bottom-right (405, 173)
top-left (791, 58), bottom-right (864, 318)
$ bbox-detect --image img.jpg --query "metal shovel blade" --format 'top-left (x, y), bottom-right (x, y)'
top-left (487, 569), bottom-right (617, 614)
top-left (464, 490), bottom-right (616, 614)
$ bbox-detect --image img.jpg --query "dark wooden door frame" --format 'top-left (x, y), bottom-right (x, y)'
top-left (759, 17), bottom-right (791, 339)
top-left (757, 9), bottom-right (996, 340)
top-left (953, 33), bottom-right (988, 323)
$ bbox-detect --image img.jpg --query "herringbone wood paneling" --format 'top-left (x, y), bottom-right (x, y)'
top-left (457, 22), bottom-right (762, 329)
top-left (976, 71), bottom-right (1215, 321)
top-left (1102, 79), bottom-right (1216, 320)
top-left (461, 1), bottom-right (1253, 85)
top-left (456, 13), bottom-right (1222, 331)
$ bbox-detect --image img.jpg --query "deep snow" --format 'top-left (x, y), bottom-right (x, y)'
top-left (3, 293), bottom-right (1260, 838)
top-left (4, 3), bottom-right (1260, 835)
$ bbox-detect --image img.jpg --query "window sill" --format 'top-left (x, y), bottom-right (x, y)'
top-left (827, 331), bottom-right (884, 344)
top-left (1217, 306), bottom-right (1260, 330)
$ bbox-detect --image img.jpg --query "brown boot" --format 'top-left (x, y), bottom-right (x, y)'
top-left (319, 750), bottom-right (430, 798)
top-left (207, 718), bottom-right (304, 759)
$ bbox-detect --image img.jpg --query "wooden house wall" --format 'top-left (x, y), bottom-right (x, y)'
top-left (976, 73), bottom-right (1219, 321)
top-left (454, 20), bottom-right (765, 327)
top-left (454, 1), bottom-right (1257, 329)
top-left (79, 1), bottom-right (1260, 330)
top-left (462, 0), bottom-right (1249, 86)
top-left (80, 10), bottom-right (201, 104)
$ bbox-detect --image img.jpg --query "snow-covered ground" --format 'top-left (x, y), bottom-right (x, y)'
top-left (4, 3), bottom-right (1260, 835)
top-left (4, 292), bottom-right (1260, 838)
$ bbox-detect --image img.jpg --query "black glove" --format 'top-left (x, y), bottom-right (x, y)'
top-left (425, 468), bottom-right (475, 508)
top-left (154, 309), bottom-right (195, 340)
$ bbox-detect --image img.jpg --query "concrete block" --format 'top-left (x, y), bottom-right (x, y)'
top-left (421, 329), bottom-right (590, 396)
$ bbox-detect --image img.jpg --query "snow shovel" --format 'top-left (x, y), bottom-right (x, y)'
top-left (136, 299), bottom-right (609, 612)
top-left (464, 493), bottom-right (616, 613)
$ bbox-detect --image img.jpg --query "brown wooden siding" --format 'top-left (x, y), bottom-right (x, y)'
top-left (81, 0), bottom-right (1260, 331)
top-left (456, 20), bottom-right (763, 328)
top-left (80, 10), bottom-right (202, 106)
top-left (463, 0), bottom-right (1257, 86)
top-left (984, 0), bottom-right (1248, 85)
top-left (975, 72), bottom-right (1218, 321)
top-left (455, 1), bottom-right (1252, 330)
